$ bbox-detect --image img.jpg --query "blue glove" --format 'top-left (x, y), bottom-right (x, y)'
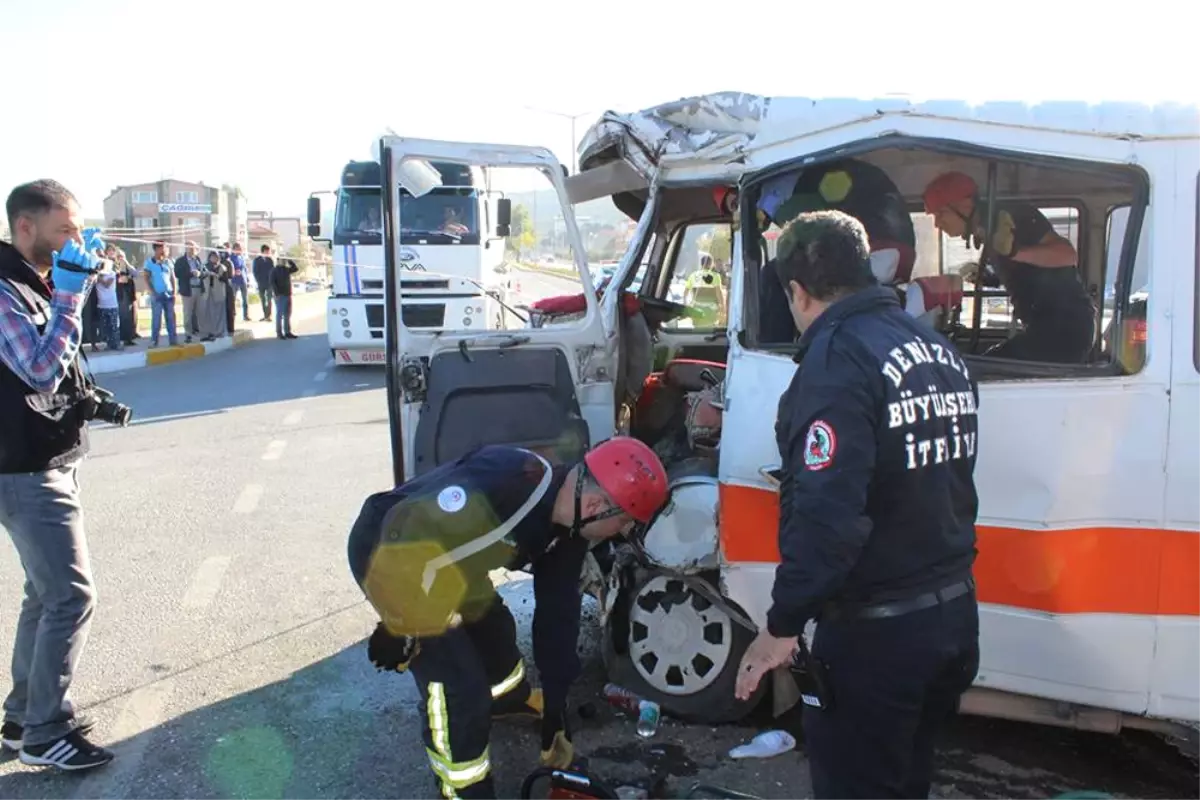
top-left (81, 227), bottom-right (106, 254)
top-left (51, 236), bottom-right (102, 295)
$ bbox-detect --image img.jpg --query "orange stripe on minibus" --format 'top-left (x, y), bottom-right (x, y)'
top-left (717, 482), bottom-right (1199, 617)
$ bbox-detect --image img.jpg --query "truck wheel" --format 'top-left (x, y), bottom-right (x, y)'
top-left (602, 570), bottom-right (765, 724)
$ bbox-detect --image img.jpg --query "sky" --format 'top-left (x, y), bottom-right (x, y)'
top-left (1, 0), bottom-right (1196, 221)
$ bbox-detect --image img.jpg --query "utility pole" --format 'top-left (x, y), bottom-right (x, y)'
top-left (523, 106), bottom-right (594, 175)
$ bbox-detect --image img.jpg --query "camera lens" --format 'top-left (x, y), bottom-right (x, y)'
top-left (96, 398), bottom-right (133, 427)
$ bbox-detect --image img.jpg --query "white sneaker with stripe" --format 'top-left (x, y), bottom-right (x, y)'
top-left (19, 729), bottom-right (113, 771)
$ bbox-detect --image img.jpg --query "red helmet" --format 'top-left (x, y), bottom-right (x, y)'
top-left (923, 172), bottom-right (978, 215)
top-left (584, 437), bottom-right (668, 523)
top-left (713, 187), bottom-right (738, 216)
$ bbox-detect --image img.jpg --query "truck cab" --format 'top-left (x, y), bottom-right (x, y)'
top-left (308, 156), bottom-right (514, 364)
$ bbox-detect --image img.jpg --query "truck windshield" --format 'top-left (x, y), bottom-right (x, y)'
top-left (333, 187), bottom-right (481, 245)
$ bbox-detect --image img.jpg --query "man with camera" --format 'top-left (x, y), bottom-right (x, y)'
top-left (0, 180), bottom-right (119, 770)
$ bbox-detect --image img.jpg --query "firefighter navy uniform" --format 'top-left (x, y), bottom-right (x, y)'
top-left (771, 284), bottom-right (982, 798)
top-left (348, 445), bottom-right (588, 799)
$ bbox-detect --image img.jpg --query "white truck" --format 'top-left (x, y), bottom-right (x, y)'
top-left (307, 154), bottom-right (515, 365)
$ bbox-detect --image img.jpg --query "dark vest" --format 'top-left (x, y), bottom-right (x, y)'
top-left (0, 242), bottom-right (91, 474)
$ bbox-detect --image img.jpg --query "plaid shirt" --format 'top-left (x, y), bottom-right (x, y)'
top-left (0, 268), bottom-right (87, 394)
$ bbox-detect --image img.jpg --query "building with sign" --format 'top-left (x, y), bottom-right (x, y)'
top-left (102, 179), bottom-right (247, 258)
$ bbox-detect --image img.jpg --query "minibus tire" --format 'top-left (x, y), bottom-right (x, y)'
top-left (601, 570), bottom-right (766, 725)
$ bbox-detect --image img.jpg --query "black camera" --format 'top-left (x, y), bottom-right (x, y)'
top-left (55, 257), bottom-right (113, 277)
top-left (79, 386), bottom-right (133, 427)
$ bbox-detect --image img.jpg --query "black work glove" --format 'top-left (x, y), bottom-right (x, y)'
top-left (538, 704), bottom-right (573, 768)
top-left (367, 622), bottom-right (419, 672)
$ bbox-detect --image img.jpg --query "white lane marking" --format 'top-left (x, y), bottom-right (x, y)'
top-left (313, 370), bottom-right (328, 382)
top-left (91, 409), bottom-right (227, 430)
top-left (232, 484), bottom-right (263, 514)
top-left (262, 440), bottom-right (287, 461)
top-left (301, 388), bottom-right (317, 398)
top-left (73, 682), bottom-right (172, 800)
top-left (180, 556), bottom-right (232, 610)
top-left (283, 410), bottom-right (304, 426)
top-left (325, 357), bottom-right (335, 368)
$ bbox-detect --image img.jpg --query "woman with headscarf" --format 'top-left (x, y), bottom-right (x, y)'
top-left (219, 248), bottom-right (237, 334)
top-left (113, 247), bottom-right (139, 346)
top-left (196, 251), bottom-right (229, 341)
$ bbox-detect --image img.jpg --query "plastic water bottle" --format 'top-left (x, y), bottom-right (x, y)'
top-left (636, 699), bottom-right (660, 738)
top-left (602, 683), bottom-right (641, 714)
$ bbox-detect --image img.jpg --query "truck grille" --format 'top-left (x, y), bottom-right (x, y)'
top-left (364, 303), bottom-right (446, 329)
top-left (402, 304), bottom-right (445, 328)
top-left (366, 304), bottom-right (384, 328)
top-left (401, 278), bottom-right (450, 290)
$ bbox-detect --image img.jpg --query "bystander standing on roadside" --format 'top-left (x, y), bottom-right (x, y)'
top-left (270, 256), bottom-right (299, 339)
top-left (93, 259), bottom-right (122, 351)
top-left (142, 242), bottom-right (178, 348)
top-left (197, 251), bottom-right (228, 341)
top-left (0, 179), bottom-right (115, 770)
top-left (228, 241), bottom-right (250, 322)
top-left (252, 244), bottom-right (274, 321)
top-left (218, 246), bottom-right (237, 334)
top-left (80, 252), bottom-right (100, 353)
top-left (113, 248), bottom-right (138, 346)
top-left (173, 241), bottom-right (204, 344)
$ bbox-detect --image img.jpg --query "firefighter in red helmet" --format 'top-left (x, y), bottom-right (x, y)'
top-left (923, 171), bottom-right (1094, 363)
top-left (347, 437), bottom-right (668, 799)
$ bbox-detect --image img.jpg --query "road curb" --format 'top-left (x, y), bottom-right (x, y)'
top-left (145, 342), bottom-right (205, 367)
top-left (90, 297), bottom-right (325, 374)
top-left (92, 333), bottom-right (253, 374)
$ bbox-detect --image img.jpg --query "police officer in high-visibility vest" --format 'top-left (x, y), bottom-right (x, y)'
top-left (348, 438), bottom-right (669, 799)
top-left (735, 210), bottom-right (981, 799)
top-left (682, 253), bottom-right (727, 328)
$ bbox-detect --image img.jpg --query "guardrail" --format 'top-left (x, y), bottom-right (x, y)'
top-left (510, 261), bottom-right (582, 282)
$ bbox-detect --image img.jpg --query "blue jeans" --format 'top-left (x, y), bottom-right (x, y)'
top-left (98, 307), bottom-right (121, 350)
top-left (275, 295), bottom-right (292, 337)
top-left (259, 285), bottom-right (274, 319)
top-left (232, 280), bottom-right (249, 320)
top-left (0, 464), bottom-right (96, 747)
top-left (151, 292), bottom-right (178, 346)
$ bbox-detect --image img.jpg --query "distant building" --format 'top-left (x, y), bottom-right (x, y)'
top-left (246, 210), bottom-right (331, 280)
top-left (102, 179), bottom-right (247, 261)
top-left (246, 211), bottom-right (304, 253)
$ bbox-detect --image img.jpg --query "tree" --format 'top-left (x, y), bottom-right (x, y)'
top-left (699, 226), bottom-right (732, 266)
top-left (285, 241), bottom-right (323, 278)
top-left (507, 204), bottom-right (535, 259)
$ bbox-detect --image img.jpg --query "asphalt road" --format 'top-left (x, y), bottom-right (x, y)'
top-left (0, 267), bottom-right (1195, 799)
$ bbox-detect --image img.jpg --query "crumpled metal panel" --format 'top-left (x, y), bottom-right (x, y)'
top-left (577, 91), bottom-right (771, 177)
top-left (576, 94), bottom-right (1200, 181)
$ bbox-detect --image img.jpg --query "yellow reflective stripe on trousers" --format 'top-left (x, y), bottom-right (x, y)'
top-left (426, 682), bottom-right (490, 793)
top-left (490, 660), bottom-right (525, 699)
top-left (426, 746), bottom-right (491, 789)
top-left (428, 682), bottom-right (451, 757)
